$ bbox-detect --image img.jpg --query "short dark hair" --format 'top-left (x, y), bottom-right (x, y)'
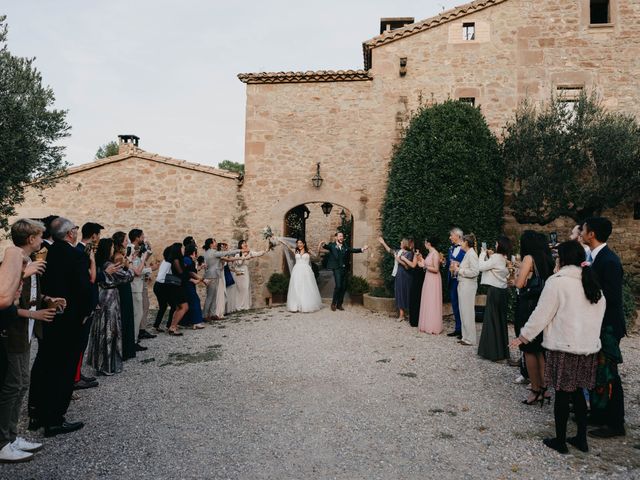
top-left (128, 228), bottom-right (143, 243)
top-left (183, 236), bottom-right (195, 247)
top-left (41, 215), bottom-right (59, 240)
top-left (81, 222), bottom-right (104, 239)
top-left (583, 217), bottom-right (613, 243)
top-left (496, 236), bottom-right (512, 257)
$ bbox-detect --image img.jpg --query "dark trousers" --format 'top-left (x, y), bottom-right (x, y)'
top-left (153, 282), bottom-right (174, 329)
top-left (450, 279), bottom-right (461, 332)
top-left (74, 314), bottom-right (94, 382)
top-left (331, 268), bottom-right (347, 306)
top-left (31, 321), bottom-right (81, 426)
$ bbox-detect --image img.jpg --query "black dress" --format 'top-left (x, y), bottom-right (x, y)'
top-left (514, 282), bottom-right (544, 354)
top-left (117, 280), bottom-right (136, 360)
top-left (409, 267), bottom-right (425, 327)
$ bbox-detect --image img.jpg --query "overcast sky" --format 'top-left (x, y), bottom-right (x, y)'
top-left (3, 0), bottom-right (463, 167)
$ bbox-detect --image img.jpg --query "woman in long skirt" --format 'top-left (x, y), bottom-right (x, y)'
top-left (477, 236), bottom-right (512, 361)
top-left (233, 240), bottom-right (268, 311)
top-left (378, 237), bottom-right (413, 321)
top-left (417, 237), bottom-right (443, 334)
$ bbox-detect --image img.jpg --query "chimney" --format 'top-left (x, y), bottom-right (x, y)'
top-left (118, 134), bottom-right (140, 155)
top-left (380, 17), bottom-right (415, 35)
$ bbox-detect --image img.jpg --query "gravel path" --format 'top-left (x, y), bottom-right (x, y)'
top-left (5, 306), bottom-right (639, 479)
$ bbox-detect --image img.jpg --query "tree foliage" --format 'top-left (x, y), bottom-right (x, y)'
top-left (0, 16), bottom-right (69, 229)
top-left (380, 100), bottom-right (504, 293)
top-left (95, 141), bottom-right (119, 159)
top-left (503, 91), bottom-right (640, 224)
top-left (218, 160), bottom-right (244, 174)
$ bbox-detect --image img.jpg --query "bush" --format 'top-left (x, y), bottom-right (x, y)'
top-left (368, 286), bottom-right (394, 298)
top-left (347, 275), bottom-right (370, 295)
top-left (266, 273), bottom-right (289, 294)
top-left (380, 100), bottom-right (504, 298)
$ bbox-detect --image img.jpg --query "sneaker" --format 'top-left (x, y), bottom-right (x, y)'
top-left (0, 443), bottom-right (33, 463)
top-left (514, 375), bottom-right (530, 385)
top-left (11, 437), bottom-right (43, 453)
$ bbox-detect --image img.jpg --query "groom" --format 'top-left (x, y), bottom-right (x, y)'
top-left (319, 232), bottom-right (368, 311)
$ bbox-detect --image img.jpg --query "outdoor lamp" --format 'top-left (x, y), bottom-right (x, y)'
top-left (321, 202), bottom-right (333, 217)
top-left (311, 162), bottom-right (323, 188)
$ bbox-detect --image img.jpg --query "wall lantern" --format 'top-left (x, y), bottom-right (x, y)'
top-left (321, 202), bottom-right (333, 217)
top-left (311, 162), bottom-right (323, 189)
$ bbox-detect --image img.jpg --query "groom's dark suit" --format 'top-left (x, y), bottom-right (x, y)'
top-left (323, 241), bottom-right (362, 308)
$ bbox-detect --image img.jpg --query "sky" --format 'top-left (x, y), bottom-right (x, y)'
top-left (3, 0), bottom-right (463, 167)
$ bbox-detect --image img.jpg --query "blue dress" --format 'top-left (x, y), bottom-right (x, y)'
top-left (394, 250), bottom-right (413, 310)
top-left (181, 256), bottom-right (204, 325)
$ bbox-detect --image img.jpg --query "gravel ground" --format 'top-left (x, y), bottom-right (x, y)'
top-left (5, 305), bottom-right (639, 480)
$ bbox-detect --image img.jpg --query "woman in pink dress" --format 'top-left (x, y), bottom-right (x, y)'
top-left (418, 238), bottom-right (443, 334)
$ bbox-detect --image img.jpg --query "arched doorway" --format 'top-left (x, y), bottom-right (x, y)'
top-left (283, 202), bottom-right (354, 298)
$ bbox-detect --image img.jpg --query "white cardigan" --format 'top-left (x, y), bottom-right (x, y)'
top-left (457, 248), bottom-right (479, 283)
top-left (478, 251), bottom-right (508, 289)
top-left (520, 266), bottom-right (606, 355)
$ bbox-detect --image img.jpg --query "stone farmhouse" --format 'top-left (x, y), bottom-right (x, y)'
top-left (9, 0), bottom-right (640, 305)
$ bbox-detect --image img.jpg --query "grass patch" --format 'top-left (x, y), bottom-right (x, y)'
top-left (159, 345), bottom-right (222, 367)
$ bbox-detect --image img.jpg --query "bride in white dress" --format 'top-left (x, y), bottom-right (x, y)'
top-left (278, 238), bottom-right (323, 313)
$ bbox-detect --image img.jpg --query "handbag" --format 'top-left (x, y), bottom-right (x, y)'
top-left (224, 266), bottom-right (235, 287)
top-left (164, 274), bottom-right (182, 286)
top-left (523, 260), bottom-right (544, 297)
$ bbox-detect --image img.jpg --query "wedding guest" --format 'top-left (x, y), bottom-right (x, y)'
top-left (514, 231), bottom-right (555, 405)
top-left (224, 255), bottom-right (238, 315)
top-left (581, 217), bottom-right (626, 439)
top-left (112, 231), bottom-right (136, 359)
top-left (378, 237), bottom-right (413, 321)
top-left (407, 239), bottom-right (425, 328)
top-left (183, 236), bottom-right (195, 247)
top-left (233, 239), bottom-right (268, 311)
top-left (182, 243), bottom-right (206, 329)
top-left (445, 228), bottom-right (465, 338)
top-left (139, 243), bottom-right (156, 341)
top-left (511, 241), bottom-right (605, 454)
top-left (417, 237), bottom-right (443, 334)
top-left (452, 234), bottom-right (479, 346)
top-left (85, 239), bottom-right (133, 376)
top-left (37, 217), bottom-right (91, 437)
top-left (153, 246), bottom-right (175, 332)
top-left (0, 246), bottom-right (26, 309)
top-left (202, 239), bottom-right (242, 320)
top-left (128, 229), bottom-right (151, 351)
top-left (477, 236), bottom-right (512, 361)
top-left (0, 219), bottom-right (56, 463)
top-left (72, 222), bottom-right (104, 390)
top-left (166, 243), bottom-right (189, 336)
top-left (214, 243), bottom-right (242, 319)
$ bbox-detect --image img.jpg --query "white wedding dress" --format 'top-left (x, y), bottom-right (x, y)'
top-left (287, 253), bottom-right (323, 313)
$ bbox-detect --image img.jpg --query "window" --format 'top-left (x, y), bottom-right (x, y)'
top-left (459, 97), bottom-right (475, 106)
top-left (590, 0), bottom-right (610, 24)
top-left (463, 22), bottom-right (475, 41)
top-left (557, 86), bottom-right (583, 123)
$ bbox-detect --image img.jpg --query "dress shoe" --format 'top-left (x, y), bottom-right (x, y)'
top-left (543, 437), bottom-right (568, 454)
top-left (138, 329), bottom-right (157, 339)
top-left (447, 330), bottom-right (461, 337)
top-left (0, 443), bottom-right (33, 463)
top-left (331, 304), bottom-right (337, 311)
top-left (135, 343), bottom-right (148, 352)
top-left (567, 436), bottom-right (589, 452)
top-left (588, 426), bottom-right (626, 439)
top-left (80, 373), bottom-right (96, 383)
top-left (11, 437), bottom-right (43, 453)
top-left (73, 379), bottom-right (99, 390)
top-left (336, 304), bottom-right (344, 311)
top-left (27, 417), bottom-right (42, 431)
top-left (44, 421), bottom-right (84, 438)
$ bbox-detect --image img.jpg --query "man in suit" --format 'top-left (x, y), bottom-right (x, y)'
top-left (36, 217), bottom-right (91, 437)
top-left (582, 217), bottom-right (626, 438)
top-left (0, 219), bottom-right (58, 463)
top-left (319, 232), bottom-right (368, 311)
top-left (72, 222), bottom-right (105, 390)
top-left (445, 228), bottom-right (465, 338)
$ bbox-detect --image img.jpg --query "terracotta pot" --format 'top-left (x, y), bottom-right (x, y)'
top-left (349, 293), bottom-right (364, 305)
top-left (363, 293), bottom-right (396, 314)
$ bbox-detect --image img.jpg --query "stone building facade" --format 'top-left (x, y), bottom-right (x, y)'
top-left (8, 138), bottom-right (240, 265)
top-left (238, 0), bottom-right (640, 299)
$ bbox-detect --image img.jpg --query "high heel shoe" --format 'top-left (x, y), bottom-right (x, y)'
top-left (539, 387), bottom-right (549, 407)
top-left (522, 389), bottom-right (541, 406)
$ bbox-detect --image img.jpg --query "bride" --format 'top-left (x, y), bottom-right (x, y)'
top-left (277, 238), bottom-right (323, 313)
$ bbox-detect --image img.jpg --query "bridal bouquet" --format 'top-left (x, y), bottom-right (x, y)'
top-left (262, 226), bottom-right (278, 250)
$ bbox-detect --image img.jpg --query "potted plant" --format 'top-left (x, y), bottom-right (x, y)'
top-left (363, 286), bottom-right (397, 314)
top-left (266, 273), bottom-right (289, 304)
top-left (347, 275), bottom-right (369, 305)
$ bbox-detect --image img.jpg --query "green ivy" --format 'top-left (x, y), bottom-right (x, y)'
top-left (380, 100), bottom-right (504, 298)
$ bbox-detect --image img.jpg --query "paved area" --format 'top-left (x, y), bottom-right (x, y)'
top-left (5, 306), bottom-right (639, 479)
